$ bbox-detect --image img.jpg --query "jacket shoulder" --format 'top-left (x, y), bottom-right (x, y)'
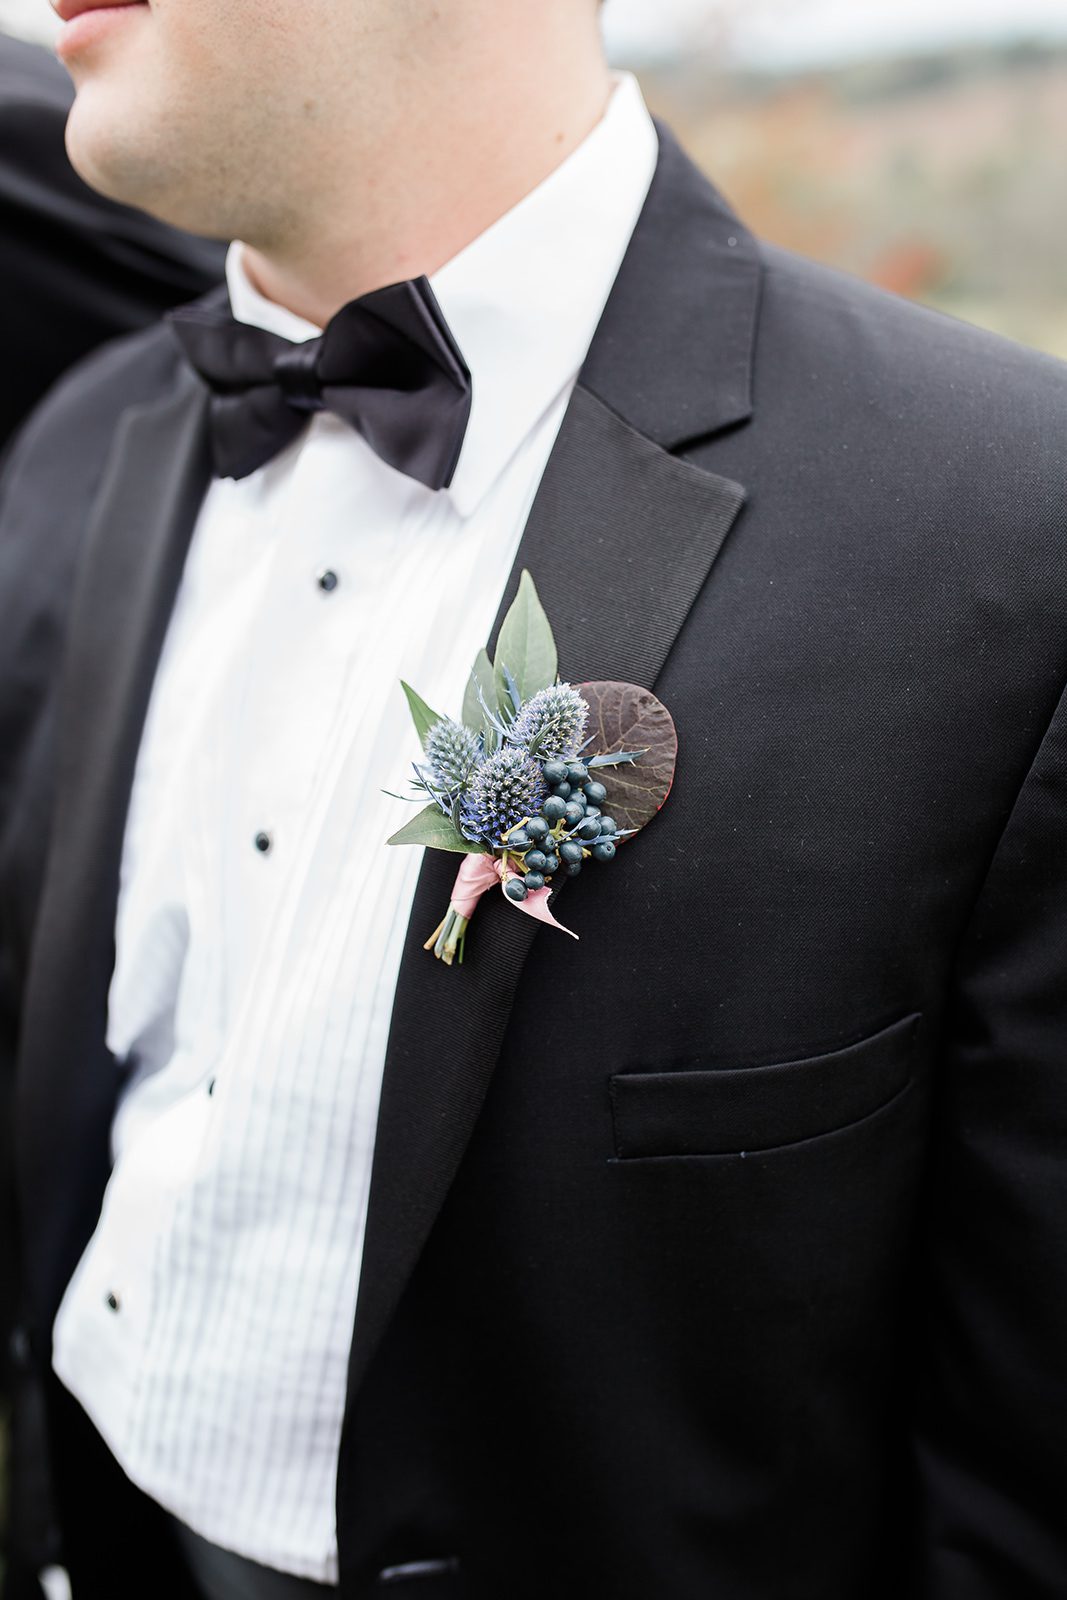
top-left (0, 320), bottom-right (190, 710)
top-left (0, 323), bottom-right (192, 876)
top-left (756, 240), bottom-right (1067, 434)
top-left (2, 319), bottom-right (189, 496)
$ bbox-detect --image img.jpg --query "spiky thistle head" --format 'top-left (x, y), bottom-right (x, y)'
top-left (460, 745), bottom-right (545, 843)
top-left (510, 682), bottom-right (589, 760)
top-left (425, 718), bottom-right (481, 792)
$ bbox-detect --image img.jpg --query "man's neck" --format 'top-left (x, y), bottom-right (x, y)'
top-left (240, 36), bottom-right (614, 329)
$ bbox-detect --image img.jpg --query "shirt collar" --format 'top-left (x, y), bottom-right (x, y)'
top-left (224, 70), bottom-right (659, 517)
top-left (225, 243), bottom-right (322, 345)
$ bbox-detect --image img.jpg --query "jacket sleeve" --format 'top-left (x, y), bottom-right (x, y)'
top-left (911, 671), bottom-right (1067, 1596)
top-left (0, 404), bottom-right (83, 1590)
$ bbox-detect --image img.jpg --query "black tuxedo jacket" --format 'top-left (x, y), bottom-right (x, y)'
top-left (2, 120), bottom-right (1067, 1600)
top-left (0, 35), bottom-right (225, 454)
top-left (0, 41), bottom-right (223, 1595)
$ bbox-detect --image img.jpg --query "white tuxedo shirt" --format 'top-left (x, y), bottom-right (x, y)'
top-left (52, 71), bottom-right (658, 1581)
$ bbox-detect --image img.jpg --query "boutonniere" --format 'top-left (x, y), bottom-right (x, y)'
top-left (387, 571), bottom-right (677, 965)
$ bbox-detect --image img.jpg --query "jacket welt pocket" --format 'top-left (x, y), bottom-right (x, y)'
top-left (609, 1011), bottom-right (922, 1160)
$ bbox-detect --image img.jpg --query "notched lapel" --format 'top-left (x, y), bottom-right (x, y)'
top-left (347, 384), bottom-right (748, 1396)
top-left (16, 367), bottom-right (211, 1321)
top-left (348, 126), bottom-right (764, 1401)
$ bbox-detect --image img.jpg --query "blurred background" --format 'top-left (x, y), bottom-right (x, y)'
top-left (4, 0), bottom-right (1065, 357)
top-left (607, 0), bottom-right (1067, 358)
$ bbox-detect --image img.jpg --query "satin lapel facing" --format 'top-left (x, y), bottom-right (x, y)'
top-left (346, 384), bottom-right (748, 1394)
top-left (16, 368), bottom-right (211, 1322)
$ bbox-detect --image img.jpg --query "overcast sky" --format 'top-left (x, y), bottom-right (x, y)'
top-left (605, 0), bottom-right (1067, 66)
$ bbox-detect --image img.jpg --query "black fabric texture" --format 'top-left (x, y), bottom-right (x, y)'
top-left (1, 114), bottom-right (1066, 1600)
top-left (171, 1515), bottom-right (338, 1598)
top-left (609, 1010), bottom-right (921, 1158)
top-left (0, 47), bottom-right (224, 1585)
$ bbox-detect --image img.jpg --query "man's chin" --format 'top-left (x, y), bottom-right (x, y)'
top-left (64, 87), bottom-right (169, 209)
top-left (63, 99), bottom-right (143, 207)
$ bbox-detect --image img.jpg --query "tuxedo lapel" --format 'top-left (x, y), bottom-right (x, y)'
top-left (347, 127), bottom-right (762, 1394)
top-left (16, 367), bottom-right (211, 1320)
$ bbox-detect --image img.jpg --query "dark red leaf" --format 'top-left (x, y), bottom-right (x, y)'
top-left (576, 681), bottom-right (678, 837)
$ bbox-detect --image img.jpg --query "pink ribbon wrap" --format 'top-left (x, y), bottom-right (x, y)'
top-left (449, 853), bottom-right (578, 939)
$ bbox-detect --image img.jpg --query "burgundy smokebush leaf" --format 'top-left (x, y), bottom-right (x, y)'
top-left (576, 681), bottom-right (677, 836)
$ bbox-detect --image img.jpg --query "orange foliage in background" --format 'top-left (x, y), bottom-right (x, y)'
top-left (639, 43), bottom-right (1067, 357)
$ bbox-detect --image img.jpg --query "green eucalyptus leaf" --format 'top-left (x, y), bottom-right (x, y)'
top-left (461, 648), bottom-right (496, 733)
top-left (401, 681), bottom-right (444, 750)
top-left (494, 570), bottom-right (557, 710)
top-left (387, 803), bottom-right (486, 854)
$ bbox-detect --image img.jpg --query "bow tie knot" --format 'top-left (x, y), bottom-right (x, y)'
top-left (166, 275), bottom-right (473, 488)
top-left (272, 342), bottom-right (326, 415)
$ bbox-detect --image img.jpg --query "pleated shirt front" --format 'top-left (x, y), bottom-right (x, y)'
top-left (51, 70), bottom-right (658, 1582)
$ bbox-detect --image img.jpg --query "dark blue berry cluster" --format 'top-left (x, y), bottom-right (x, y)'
top-left (500, 758), bottom-right (626, 902)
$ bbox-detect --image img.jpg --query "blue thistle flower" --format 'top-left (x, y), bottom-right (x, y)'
top-left (510, 683), bottom-right (589, 759)
top-left (461, 745), bottom-right (545, 843)
top-left (425, 717), bottom-right (481, 791)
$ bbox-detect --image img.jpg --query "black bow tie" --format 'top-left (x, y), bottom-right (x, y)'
top-left (166, 276), bottom-right (472, 488)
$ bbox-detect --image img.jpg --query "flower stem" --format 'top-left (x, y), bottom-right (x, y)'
top-left (425, 905), bottom-right (470, 966)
